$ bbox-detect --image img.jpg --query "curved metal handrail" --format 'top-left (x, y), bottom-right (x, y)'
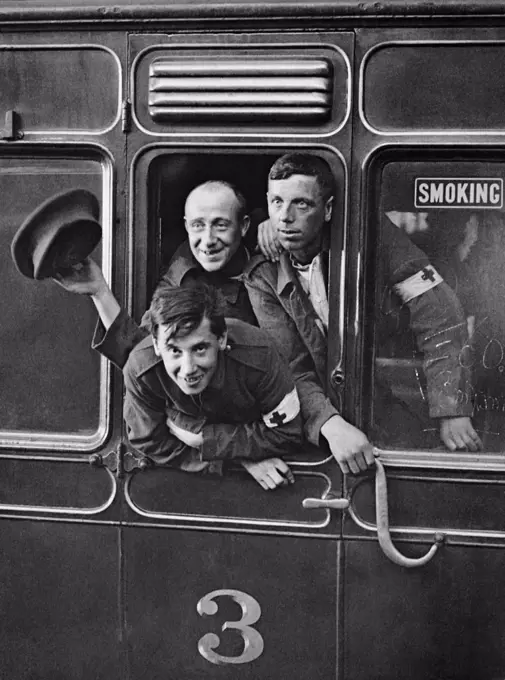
top-left (375, 457), bottom-right (445, 568)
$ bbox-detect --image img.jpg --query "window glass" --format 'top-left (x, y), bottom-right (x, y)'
top-left (370, 159), bottom-right (505, 454)
top-left (0, 156), bottom-right (105, 446)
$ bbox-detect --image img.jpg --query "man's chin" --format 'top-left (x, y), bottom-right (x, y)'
top-left (179, 382), bottom-right (207, 395)
top-left (279, 239), bottom-right (302, 253)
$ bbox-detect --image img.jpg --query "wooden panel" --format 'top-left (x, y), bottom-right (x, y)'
top-left (0, 521), bottom-right (122, 680)
top-left (125, 528), bottom-right (338, 680)
top-left (363, 43), bottom-right (505, 132)
top-left (0, 47), bottom-right (119, 133)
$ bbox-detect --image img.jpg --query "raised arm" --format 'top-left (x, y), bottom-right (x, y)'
top-left (53, 257), bottom-right (147, 369)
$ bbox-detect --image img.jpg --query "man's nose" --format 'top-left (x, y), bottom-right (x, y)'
top-left (200, 225), bottom-right (217, 247)
top-left (279, 203), bottom-right (293, 223)
top-left (179, 352), bottom-right (196, 376)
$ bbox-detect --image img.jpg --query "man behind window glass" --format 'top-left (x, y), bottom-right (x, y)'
top-left (245, 152), bottom-right (481, 475)
top-left (123, 282), bottom-right (301, 490)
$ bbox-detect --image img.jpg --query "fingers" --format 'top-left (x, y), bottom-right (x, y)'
top-left (441, 418), bottom-right (484, 452)
top-left (362, 443), bottom-right (377, 466)
top-left (242, 459), bottom-right (294, 490)
top-left (346, 456), bottom-right (361, 475)
top-left (335, 448), bottom-right (376, 475)
top-left (257, 220), bottom-right (283, 262)
top-left (272, 458), bottom-right (295, 484)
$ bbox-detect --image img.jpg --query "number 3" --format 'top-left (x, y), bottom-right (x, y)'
top-left (197, 589), bottom-right (264, 665)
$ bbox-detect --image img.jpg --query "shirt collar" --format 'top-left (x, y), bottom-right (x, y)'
top-left (276, 229), bottom-right (330, 294)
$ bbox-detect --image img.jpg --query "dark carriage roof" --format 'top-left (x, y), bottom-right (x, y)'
top-left (3, 0), bottom-right (505, 24)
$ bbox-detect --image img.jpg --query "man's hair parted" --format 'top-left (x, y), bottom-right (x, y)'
top-left (268, 152), bottom-right (335, 201)
top-left (146, 281), bottom-right (227, 342)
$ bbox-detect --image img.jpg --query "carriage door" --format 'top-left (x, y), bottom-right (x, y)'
top-left (343, 28), bottom-right (505, 680)
top-left (0, 31), bottom-right (127, 679)
top-left (122, 31), bottom-right (354, 679)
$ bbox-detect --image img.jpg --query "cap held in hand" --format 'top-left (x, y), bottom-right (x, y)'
top-left (11, 188), bottom-right (101, 280)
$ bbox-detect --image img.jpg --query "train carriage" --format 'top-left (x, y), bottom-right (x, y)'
top-left (1, 1), bottom-right (505, 678)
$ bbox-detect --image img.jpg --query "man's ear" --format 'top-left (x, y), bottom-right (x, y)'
top-left (218, 330), bottom-right (228, 351)
top-left (183, 217), bottom-right (190, 234)
top-left (324, 196), bottom-right (334, 222)
top-left (240, 215), bottom-right (251, 238)
top-left (152, 334), bottom-right (161, 356)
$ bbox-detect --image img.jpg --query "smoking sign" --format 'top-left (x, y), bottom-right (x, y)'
top-left (414, 178), bottom-right (503, 209)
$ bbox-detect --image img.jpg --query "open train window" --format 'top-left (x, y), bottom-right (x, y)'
top-left (131, 147), bottom-right (345, 467)
top-left (0, 152), bottom-right (111, 452)
top-left (367, 152), bottom-right (505, 461)
top-left (134, 148), bottom-right (345, 308)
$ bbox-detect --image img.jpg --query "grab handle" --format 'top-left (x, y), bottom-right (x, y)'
top-left (375, 457), bottom-right (445, 568)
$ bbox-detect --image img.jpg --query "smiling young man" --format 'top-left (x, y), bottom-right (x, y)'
top-left (245, 152), bottom-right (480, 475)
top-left (123, 282), bottom-right (302, 490)
top-left (54, 180), bottom-right (257, 369)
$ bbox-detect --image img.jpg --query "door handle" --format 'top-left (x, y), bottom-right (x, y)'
top-left (302, 497), bottom-right (349, 510)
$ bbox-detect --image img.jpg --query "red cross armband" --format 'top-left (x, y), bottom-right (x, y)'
top-left (393, 265), bottom-right (444, 303)
top-left (262, 388), bottom-right (301, 429)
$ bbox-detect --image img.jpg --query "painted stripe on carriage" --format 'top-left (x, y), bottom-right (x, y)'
top-left (414, 178), bottom-right (503, 209)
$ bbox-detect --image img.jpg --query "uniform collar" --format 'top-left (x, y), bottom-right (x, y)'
top-left (166, 241), bottom-right (201, 285)
top-left (276, 232), bottom-right (330, 295)
top-left (168, 241), bottom-right (250, 286)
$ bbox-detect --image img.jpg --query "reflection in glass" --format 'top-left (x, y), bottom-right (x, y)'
top-left (372, 162), bottom-right (505, 454)
top-left (0, 157), bottom-right (103, 439)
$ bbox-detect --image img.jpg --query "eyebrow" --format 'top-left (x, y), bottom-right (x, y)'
top-left (269, 193), bottom-right (316, 206)
top-left (164, 340), bottom-right (211, 351)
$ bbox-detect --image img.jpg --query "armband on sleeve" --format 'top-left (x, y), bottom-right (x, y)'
top-left (393, 266), bottom-right (444, 303)
top-left (262, 388), bottom-right (300, 429)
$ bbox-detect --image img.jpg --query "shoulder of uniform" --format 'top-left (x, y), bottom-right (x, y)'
top-left (225, 319), bottom-right (277, 369)
top-left (244, 253), bottom-right (277, 282)
top-left (124, 335), bottom-right (161, 379)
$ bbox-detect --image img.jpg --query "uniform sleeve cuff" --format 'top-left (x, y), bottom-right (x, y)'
top-left (92, 309), bottom-right (148, 369)
top-left (306, 401), bottom-right (340, 447)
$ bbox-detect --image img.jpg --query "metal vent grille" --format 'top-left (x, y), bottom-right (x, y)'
top-left (148, 59), bottom-right (333, 123)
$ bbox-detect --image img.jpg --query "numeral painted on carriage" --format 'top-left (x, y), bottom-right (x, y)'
top-left (197, 589), bottom-right (264, 665)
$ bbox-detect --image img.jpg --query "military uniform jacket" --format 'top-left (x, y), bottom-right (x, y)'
top-left (123, 319), bottom-right (303, 468)
top-left (244, 218), bottom-right (472, 447)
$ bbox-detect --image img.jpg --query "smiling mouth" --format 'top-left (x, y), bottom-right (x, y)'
top-left (199, 248), bottom-right (224, 257)
top-left (184, 374), bottom-right (203, 386)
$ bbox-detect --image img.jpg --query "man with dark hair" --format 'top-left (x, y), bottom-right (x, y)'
top-left (54, 179), bottom-right (256, 368)
top-left (123, 282), bottom-right (302, 490)
top-left (246, 152), bottom-right (480, 475)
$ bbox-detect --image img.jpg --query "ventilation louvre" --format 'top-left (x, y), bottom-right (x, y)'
top-left (148, 58), bottom-right (333, 123)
